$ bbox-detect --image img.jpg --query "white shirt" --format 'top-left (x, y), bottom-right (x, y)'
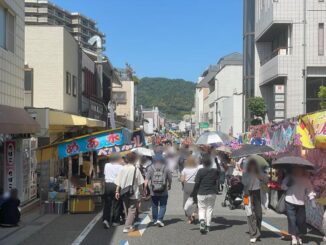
top-left (115, 164), bottom-right (144, 200)
top-left (181, 167), bottom-right (198, 183)
top-left (282, 176), bottom-right (316, 206)
top-left (104, 162), bottom-right (123, 183)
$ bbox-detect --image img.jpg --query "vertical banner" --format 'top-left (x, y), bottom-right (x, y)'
top-left (4, 141), bottom-right (16, 191)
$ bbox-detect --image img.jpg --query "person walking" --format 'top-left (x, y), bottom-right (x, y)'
top-left (180, 156), bottom-right (198, 224)
top-left (115, 152), bottom-right (144, 233)
top-left (281, 167), bottom-right (316, 245)
top-left (0, 189), bottom-right (20, 227)
top-left (242, 158), bottom-right (268, 243)
top-left (191, 153), bottom-right (219, 234)
top-left (144, 154), bottom-right (172, 227)
top-left (102, 154), bottom-right (123, 229)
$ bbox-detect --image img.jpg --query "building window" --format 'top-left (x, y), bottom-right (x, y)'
top-left (66, 72), bottom-right (71, 95)
top-left (306, 77), bottom-right (326, 112)
top-left (0, 5), bottom-right (15, 52)
top-left (0, 5), bottom-right (5, 48)
top-left (318, 23), bottom-right (324, 56)
top-left (72, 75), bottom-right (77, 97)
top-left (24, 69), bottom-right (33, 91)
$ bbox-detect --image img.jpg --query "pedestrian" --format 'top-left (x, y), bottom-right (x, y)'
top-left (102, 154), bottom-right (123, 229)
top-left (191, 153), bottom-right (219, 234)
top-left (144, 154), bottom-right (172, 227)
top-left (0, 189), bottom-right (21, 227)
top-left (180, 156), bottom-right (198, 224)
top-left (242, 158), bottom-right (268, 243)
top-left (115, 152), bottom-right (144, 233)
top-left (281, 167), bottom-right (316, 245)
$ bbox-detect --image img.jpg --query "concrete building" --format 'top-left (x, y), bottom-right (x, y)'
top-left (24, 0), bottom-right (105, 51)
top-left (243, 0), bottom-right (256, 129)
top-left (255, 0), bottom-right (326, 121)
top-left (24, 26), bottom-right (106, 142)
top-left (0, 0), bottom-right (40, 203)
top-left (196, 53), bottom-right (243, 135)
top-left (194, 66), bottom-right (216, 134)
top-left (142, 107), bottom-right (166, 135)
top-left (112, 68), bottom-right (136, 130)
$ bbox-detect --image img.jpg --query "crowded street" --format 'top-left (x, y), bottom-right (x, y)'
top-left (1, 0), bottom-right (326, 245)
top-left (1, 174), bottom-right (322, 245)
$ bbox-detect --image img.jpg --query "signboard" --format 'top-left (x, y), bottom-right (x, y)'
top-left (275, 103), bottom-right (285, 110)
top-left (275, 94), bottom-right (285, 102)
top-left (274, 84), bottom-right (285, 94)
top-left (4, 141), bottom-right (16, 191)
top-left (97, 130), bottom-right (146, 156)
top-left (275, 110), bottom-right (285, 118)
top-left (58, 129), bottom-right (128, 159)
top-left (199, 122), bottom-right (209, 129)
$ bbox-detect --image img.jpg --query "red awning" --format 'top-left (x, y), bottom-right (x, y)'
top-left (0, 105), bottom-right (40, 134)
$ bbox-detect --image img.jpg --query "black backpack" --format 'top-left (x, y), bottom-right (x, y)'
top-left (151, 165), bottom-right (166, 193)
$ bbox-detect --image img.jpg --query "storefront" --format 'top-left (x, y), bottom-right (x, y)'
top-left (0, 105), bottom-right (40, 205)
top-left (37, 128), bottom-right (146, 214)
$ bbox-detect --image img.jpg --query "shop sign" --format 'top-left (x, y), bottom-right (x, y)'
top-left (275, 94), bottom-right (285, 102)
top-left (97, 130), bottom-right (146, 156)
top-left (274, 84), bottom-right (285, 94)
top-left (199, 122), bottom-right (209, 129)
top-left (4, 141), bottom-right (16, 190)
top-left (58, 130), bottom-right (125, 159)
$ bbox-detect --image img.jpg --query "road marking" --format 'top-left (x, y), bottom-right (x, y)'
top-left (262, 220), bottom-right (289, 237)
top-left (119, 241), bottom-right (129, 245)
top-left (128, 214), bottom-right (151, 237)
top-left (71, 212), bottom-right (102, 245)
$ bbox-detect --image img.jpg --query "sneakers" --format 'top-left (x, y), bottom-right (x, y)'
top-left (122, 226), bottom-right (135, 233)
top-left (250, 238), bottom-right (257, 243)
top-left (153, 220), bottom-right (158, 225)
top-left (156, 220), bottom-right (164, 227)
top-left (199, 220), bottom-right (206, 234)
top-left (103, 220), bottom-right (110, 229)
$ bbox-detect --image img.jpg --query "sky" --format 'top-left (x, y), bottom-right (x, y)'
top-left (52, 0), bottom-right (243, 82)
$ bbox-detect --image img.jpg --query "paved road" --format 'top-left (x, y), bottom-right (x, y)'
top-left (12, 177), bottom-right (324, 245)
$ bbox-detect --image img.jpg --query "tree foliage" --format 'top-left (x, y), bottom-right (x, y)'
top-left (248, 97), bottom-right (267, 125)
top-left (318, 86), bottom-right (326, 110)
top-left (137, 77), bottom-right (196, 120)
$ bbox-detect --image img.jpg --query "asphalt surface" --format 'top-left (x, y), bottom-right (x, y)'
top-left (15, 177), bottom-right (325, 245)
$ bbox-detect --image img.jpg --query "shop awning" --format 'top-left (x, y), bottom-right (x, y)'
top-left (0, 105), bottom-right (40, 134)
top-left (49, 110), bottom-right (106, 128)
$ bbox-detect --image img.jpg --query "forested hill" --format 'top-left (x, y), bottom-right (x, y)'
top-left (137, 77), bottom-right (196, 120)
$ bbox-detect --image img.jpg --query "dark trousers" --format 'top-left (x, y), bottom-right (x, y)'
top-left (247, 190), bottom-right (262, 238)
top-left (285, 202), bottom-right (307, 236)
top-left (103, 182), bottom-right (121, 224)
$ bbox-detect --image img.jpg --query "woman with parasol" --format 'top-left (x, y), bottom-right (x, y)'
top-left (274, 157), bottom-right (317, 245)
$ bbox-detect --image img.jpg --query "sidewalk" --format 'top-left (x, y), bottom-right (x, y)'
top-left (0, 201), bottom-right (58, 245)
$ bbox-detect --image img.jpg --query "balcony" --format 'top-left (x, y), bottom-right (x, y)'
top-left (25, 7), bottom-right (38, 13)
top-left (259, 52), bottom-right (290, 85)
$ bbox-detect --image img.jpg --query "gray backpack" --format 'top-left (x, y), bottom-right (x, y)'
top-left (151, 165), bottom-right (166, 193)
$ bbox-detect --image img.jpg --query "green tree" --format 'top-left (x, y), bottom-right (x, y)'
top-left (318, 86), bottom-right (326, 110)
top-left (248, 97), bottom-right (267, 125)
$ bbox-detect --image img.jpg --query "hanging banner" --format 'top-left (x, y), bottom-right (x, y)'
top-left (97, 130), bottom-right (146, 156)
top-left (4, 141), bottom-right (16, 191)
top-left (298, 111), bottom-right (326, 149)
top-left (58, 129), bottom-right (129, 159)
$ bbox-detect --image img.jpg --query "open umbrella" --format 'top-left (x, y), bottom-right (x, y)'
top-left (196, 131), bottom-right (230, 145)
top-left (247, 154), bottom-right (269, 168)
top-left (216, 145), bottom-right (232, 154)
top-left (131, 147), bottom-right (154, 157)
top-left (272, 156), bottom-right (315, 170)
top-left (230, 144), bottom-right (274, 158)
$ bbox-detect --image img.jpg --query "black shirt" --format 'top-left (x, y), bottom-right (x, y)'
top-left (194, 168), bottom-right (219, 195)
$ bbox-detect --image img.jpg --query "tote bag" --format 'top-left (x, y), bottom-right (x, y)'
top-left (275, 193), bottom-right (286, 214)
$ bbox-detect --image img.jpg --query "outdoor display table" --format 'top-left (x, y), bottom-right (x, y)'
top-left (69, 194), bottom-right (102, 214)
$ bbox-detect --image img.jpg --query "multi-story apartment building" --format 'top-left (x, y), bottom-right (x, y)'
top-left (255, 0), bottom-right (326, 121)
top-left (194, 53), bottom-right (243, 136)
top-left (24, 0), bottom-right (105, 51)
top-left (0, 0), bottom-right (39, 203)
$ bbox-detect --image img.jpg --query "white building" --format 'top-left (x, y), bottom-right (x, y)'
top-left (0, 0), bottom-right (39, 203)
top-left (255, 0), bottom-right (326, 121)
top-left (200, 53), bottom-right (243, 136)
